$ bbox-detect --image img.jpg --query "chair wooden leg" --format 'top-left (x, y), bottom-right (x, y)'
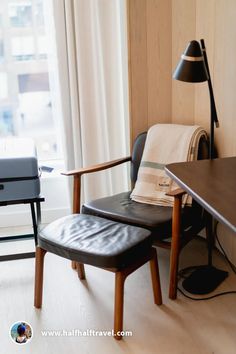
top-left (169, 194), bottom-right (182, 300)
top-left (34, 247), bottom-right (47, 308)
top-left (76, 262), bottom-right (86, 280)
top-left (114, 271), bottom-right (126, 340)
top-left (71, 261), bottom-right (77, 270)
top-left (149, 248), bottom-right (162, 305)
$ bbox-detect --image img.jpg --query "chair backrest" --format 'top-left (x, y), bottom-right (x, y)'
top-left (130, 131), bottom-right (209, 187)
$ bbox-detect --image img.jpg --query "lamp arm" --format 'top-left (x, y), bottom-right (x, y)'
top-left (200, 39), bottom-right (219, 159)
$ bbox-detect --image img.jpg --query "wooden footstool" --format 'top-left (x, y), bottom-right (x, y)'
top-left (34, 214), bottom-right (162, 340)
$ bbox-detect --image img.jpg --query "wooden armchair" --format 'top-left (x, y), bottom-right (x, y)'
top-left (63, 132), bottom-right (208, 299)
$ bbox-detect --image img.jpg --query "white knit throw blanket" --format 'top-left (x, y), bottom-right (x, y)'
top-left (131, 124), bottom-right (207, 207)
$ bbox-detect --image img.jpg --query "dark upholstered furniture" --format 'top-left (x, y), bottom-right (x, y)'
top-left (82, 133), bottom-right (208, 241)
top-left (34, 214), bottom-right (162, 340)
top-left (64, 133), bottom-right (208, 299)
top-left (63, 131), bottom-right (208, 300)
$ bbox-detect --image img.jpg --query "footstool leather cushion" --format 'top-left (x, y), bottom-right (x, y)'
top-left (38, 214), bottom-right (151, 269)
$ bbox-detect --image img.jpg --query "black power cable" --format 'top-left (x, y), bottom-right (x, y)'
top-left (177, 287), bottom-right (236, 301)
top-left (177, 223), bottom-right (236, 300)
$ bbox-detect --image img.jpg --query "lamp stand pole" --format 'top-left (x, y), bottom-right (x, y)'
top-left (200, 39), bottom-right (219, 159)
top-left (181, 40), bottom-right (228, 295)
top-left (200, 39), bottom-right (216, 268)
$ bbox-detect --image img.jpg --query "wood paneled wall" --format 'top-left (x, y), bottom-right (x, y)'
top-left (128, 0), bottom-right (236, 157)
top-left (172, 0), bottom-right (196, 124)
top-left (195, 0), bottom-right (236, 158)
top-left (127, 0), bottom-right (236, 260)
top-left (127, 0), bottom-right (172, 144)
top-left (172, 0), bottom-right (236, 158)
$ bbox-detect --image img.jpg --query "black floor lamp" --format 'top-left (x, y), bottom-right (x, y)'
top-left (173, 39), bottom-right (228, 294)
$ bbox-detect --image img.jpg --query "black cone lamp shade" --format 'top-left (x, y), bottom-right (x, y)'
top-left (173, 39), bottom-right (228, 296)
top-left (173, 40), bottom-right (209, 83)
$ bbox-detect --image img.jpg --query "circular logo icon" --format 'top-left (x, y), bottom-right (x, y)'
top-left (10, 321), bottom-right (33, 345)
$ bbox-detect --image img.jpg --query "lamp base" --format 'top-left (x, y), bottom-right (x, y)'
top-left (182, 265), bottom-right (228, 295)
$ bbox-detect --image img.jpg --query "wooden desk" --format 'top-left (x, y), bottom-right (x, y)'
top-left (165, 157), bottom-right (236, 298)
top-left (166, 157), bottom-right (236, 233)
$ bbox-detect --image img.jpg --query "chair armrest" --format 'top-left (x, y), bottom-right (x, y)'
top-left (62, 156), bottom-right (131, 213)
top-left (62, 156), bottom-right (131, 177)
top-left (166, 188), bottom-right (186, 198)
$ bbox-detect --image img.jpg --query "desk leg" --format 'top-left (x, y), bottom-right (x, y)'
top-left (36, 201), bottom-right (42, 225)
top-left (205, 211), bottom-right (214, 266)
top-left (169, 194), bottom-right (182, 300)
top-left (30, 202), bottom-right (38, 246)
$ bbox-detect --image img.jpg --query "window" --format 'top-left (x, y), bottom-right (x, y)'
top-left (11, 36), bottom-right (35, 60)
top-left (0, 0), bottom-right (62, 162)
top-left (9, 2), bottom-right (33, 28)
top-left (0, 40), bottom-right (4, 62)
top-left (0, 72), bottom-right (8, 100)
top-left (35, 2), bottom-right (44, 27)
top-left (37, 35), bottom-right (47, 59)
top-left (0, 108), bottom-right (13, 135)
top-left (0, 0), bottom-right (70, 228)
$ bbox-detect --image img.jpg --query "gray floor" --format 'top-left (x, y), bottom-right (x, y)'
top-left (0, 230), bottom-right (236, 354)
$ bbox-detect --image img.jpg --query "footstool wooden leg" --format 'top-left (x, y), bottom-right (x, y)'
top-left (114, 271), bottom-right (126, 340)
top-left (149, 248), bottom-right (162, 305)
top-left (34, 247), bottom-right (47, 308)
top-left (76, 263), bottom-right (86, 280)
top-left (71, 261), bottom-right (86, 279)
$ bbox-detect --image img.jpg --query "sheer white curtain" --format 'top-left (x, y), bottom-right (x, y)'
top-left (53, 0), bottom-right (130, 204)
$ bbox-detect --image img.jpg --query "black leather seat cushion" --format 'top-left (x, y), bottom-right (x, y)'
top-left (82, 192), bottom-right (198, 241)
top-left (38, 214), bottom-right (151, 269)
